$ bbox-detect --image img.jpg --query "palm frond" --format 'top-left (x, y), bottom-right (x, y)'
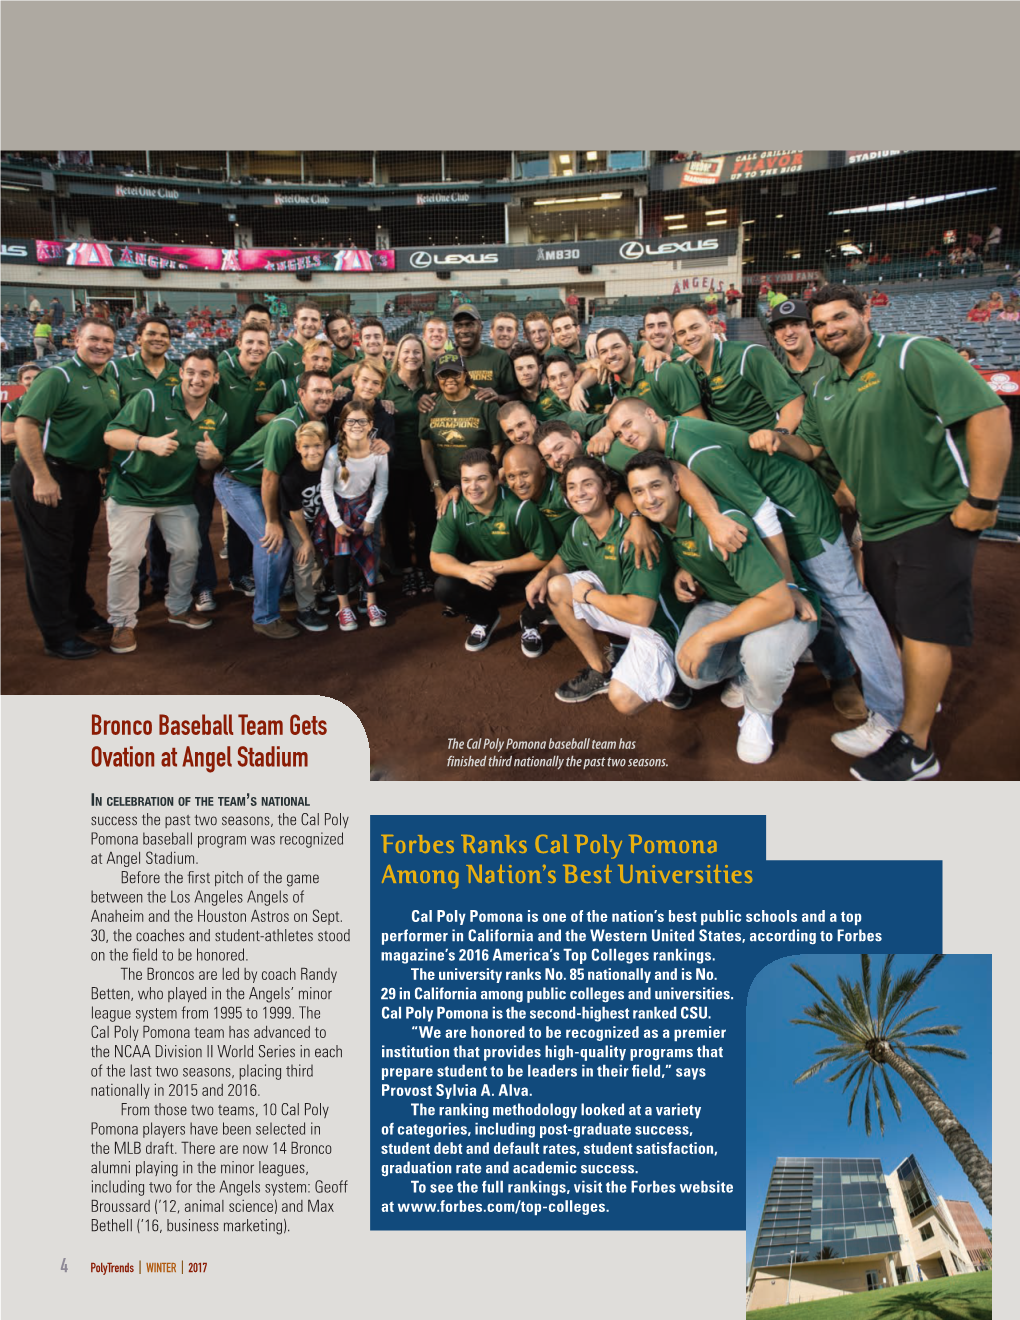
top-left (791, 964), bottom-right (845, 1014)
top-left (872, 1075), bottom-right (886, 1136)
top-left (906, 1044), bottom-right (968, 1060)
top-left (875, 953), bottom-right (895, 1023)
top-left (861, 953), bottom-right (872, 1012)
top-left (846, 1062), bottom-right (869, 1126)
top-left (902, 1024), bottom-right (962, 1040)
top-left (880, 1066), bottom-right (903, 1121)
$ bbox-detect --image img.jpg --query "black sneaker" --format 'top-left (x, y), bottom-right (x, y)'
top-left (296, 608), bottom-right (329, 633)
top-left (230, 575), bottom-right (256, 597)
top-left (521, 625), bottom-right (544, 659)
top-left (465, 613), bottom-right (501, 653)
top-left (555, 665), bottom-right (611, 703)
top-left (662, 678), bottom-right (693, 711)
top-left (850, 731), bottom-right (940, 782)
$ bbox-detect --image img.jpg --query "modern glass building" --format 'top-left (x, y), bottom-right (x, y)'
top-left (747, 1155), bottom-right (974, 1310)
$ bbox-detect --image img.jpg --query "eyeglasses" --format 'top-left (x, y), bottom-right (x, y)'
top-left (345, 418), bottom-right (370, 429)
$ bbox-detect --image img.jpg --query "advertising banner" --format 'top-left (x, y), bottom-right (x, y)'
top-left (979, 369), bottom-right (1020, 395)
top-left (395, 231), bottom-right (739, 273)
top-left (726, 149), bottom-right (830, 181)
top-left (25, 239), bottom-right (395, 273)
top-left (679, 155), bottom-right (727, 187)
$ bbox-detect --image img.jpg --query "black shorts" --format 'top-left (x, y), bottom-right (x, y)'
top-left (863, 514), bottom-right (980, 646)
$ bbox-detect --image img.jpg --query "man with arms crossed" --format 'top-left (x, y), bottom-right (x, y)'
top-left (430, 448), bottom-right (557, 655)
top-left (626, 451), bottom-right (818, 765)
top-left (526, 455), bottom-right (690, 712)
top-left (752, 283), bottom-right (1012, 780)
top-left (102, 348), bottom-right (225, 653)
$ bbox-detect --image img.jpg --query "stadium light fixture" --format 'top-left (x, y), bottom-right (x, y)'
top-left (742, 219), bottom-right (755, 224)
top-left (775, 214), bottom-right (784, 219)
top-left (663, 214), bottom-right (685, 221)
top-left (706, 220), bottom-right (727, 226)
top-left (2, 183), bottom-right (29, 191)
top-left (586, 151), bottom-right (598, 161)
top-left (559, 155), bottom-right (571, 164)
top-left (705, 209), bottom-right (727, 216)
top-left (668, 225), bottom-right (689, 231)
top-left (562, 169), bottom-right (573, 176)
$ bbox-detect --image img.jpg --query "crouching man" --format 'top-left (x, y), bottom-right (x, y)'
top-left (625, 452), bottom-right (818, 764)
top-left (527, 455), bottom-right (689, 712)
top-left (103, 348), bottom-right (226, 654)
top-left (430, 449), bottom-right (557, 654)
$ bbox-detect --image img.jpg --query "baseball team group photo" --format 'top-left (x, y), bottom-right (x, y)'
top-left (2, 147), bottom-right (1018, 782)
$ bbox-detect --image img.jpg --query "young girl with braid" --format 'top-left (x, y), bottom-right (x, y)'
top-left (319, 403), bottom-right (389, 631)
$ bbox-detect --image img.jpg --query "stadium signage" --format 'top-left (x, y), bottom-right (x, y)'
top-left (113, 183), bottom-right (181, 200)
top-left (405, 249), bottom-right (504, 270)
top-left (415, 192), bottom-right (471, 205)
top-left (728, 150), bottom-right (829, 181)
top-left (847, 150), bottom-right (908, 165)
top-left (21, 238), bottom-right (395, 273)
top-left (272, 193), bottom-right (330, 206)
top-left (619, 238), bottom-right (719, 260)
top-left (1, 243), bottom-right (30, 259)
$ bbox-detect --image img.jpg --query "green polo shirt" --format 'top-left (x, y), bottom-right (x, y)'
top-left (113, 352), bottom-right (181, 404)
top-left (259, 376), bottom-right (300, 418)
top-left (381, 372), bottom-right (427, 471)
top-left (214, 350), bottom-right (282, 453)
top-left (18, 354), bottom-right (122, 469)
top-left (638, 343), bottom-right (688, 364)
top-left (663, 507), bottom-right (787, 608)
top-left (558, 510), bottom-right (686, 649)
top-left (797, 333), bottom-right (1004, 541)
top-left (105, 386), bottom-right (227, 508)
top-left (463, 345), bottom-right (515, 397)
top-left (431, 485), bottom-right (556, 564)
top-left (689, 339), bottom-right (802, 432)
top-left (782, 344), bottom-right (842, 493)
top-left (330, 346), bottom-right (363, 378)
top-left (553, 345), bottom-right (588, 368)
top-left (615, 358), bottom-right (702, 418)
top-left (267, 336), bottom-right (310, 380)
top-left (522, 388), bottom-right (569, 423)
top-left (2, 392), bottom-right (28, 424)
top-left (532, 471), bottom-right (576, 546)
top-left (419, 392), bottom-right (501, 485)
top-left (224, 403), bottom-right (309, 487)
top-left (664, 416), bottom-right (840, 562)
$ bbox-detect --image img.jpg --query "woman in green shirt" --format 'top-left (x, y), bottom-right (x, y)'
top-left (381, 335), bottom-right (435, 596)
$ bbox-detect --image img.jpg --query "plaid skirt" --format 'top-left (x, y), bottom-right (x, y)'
top-left (312, 488), bottom-right (379, 586)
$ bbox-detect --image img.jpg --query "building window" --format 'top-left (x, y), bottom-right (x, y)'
top-left (866, 1271), bottom-right (881, 1291)
top-left (919, 1224), bottom-right (935, 1242)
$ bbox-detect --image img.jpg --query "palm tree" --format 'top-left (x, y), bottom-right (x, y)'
top-left (790, 954), bottom-right (992, 1214)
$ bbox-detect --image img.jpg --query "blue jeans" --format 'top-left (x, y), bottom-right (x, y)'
top-left (798, 534), bottom-right (903, 725)
top-left (677, 601), bottom-right (817, 717)
top-left (213, 471), bottom-right (291, 625)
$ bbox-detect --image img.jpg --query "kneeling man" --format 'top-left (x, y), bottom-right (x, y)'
top-left (625, 451), bottom-right (818, 764)
top-left (430, 449), bottom-right (557, 655)
top-left (527, 456), bottom-right (689, 713)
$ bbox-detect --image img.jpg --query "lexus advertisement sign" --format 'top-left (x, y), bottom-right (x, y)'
top-left (394, 230), bottom-right (738, 272)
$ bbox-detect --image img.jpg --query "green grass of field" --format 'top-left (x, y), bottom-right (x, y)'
top-left (752, 1269), bottom-right (991, 1319)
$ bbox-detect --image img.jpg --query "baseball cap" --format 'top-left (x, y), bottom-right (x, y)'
top-left (451, 304), bottom-right (482, 322)
top-left (435, 351), bottom-right (468, 376)
top-left (768, 299), bottom-right (810, 327)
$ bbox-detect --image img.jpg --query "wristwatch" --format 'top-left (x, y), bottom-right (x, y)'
top-left (431, 479), bottom-right (442, 489)
top-left (965, 494), bottom-right (998, 511)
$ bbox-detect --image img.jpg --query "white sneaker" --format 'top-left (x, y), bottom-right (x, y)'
top-left (720, 678), bottom-right (745, 708)
top-left (194, 590), bottom-right (217, 613)
top-left (737, 709), bottom-right (774, 764)
top-left (831, 711), bottom-right (896, 758)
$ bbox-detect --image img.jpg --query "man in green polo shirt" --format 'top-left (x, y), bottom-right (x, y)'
top-left (431, 448), bottom-right (557, 655)
top-left (11, 316), bottom-right (121, 659)
top-left (578, 328), bottom-right (705, 426)
top-left (114, 316), bottom-right (180, 403)
top-left (672, 304), bottom-right (804, 433)
top-left (526, 454), bottom-right (690, 712)
top-left (325, 310), bottom-right (364, 382)
top-left (267, 300), bottom-right (323, 380)
top-left (508, 344), bottom-right (568, 422)
top-left (550, 311), bottom-right (588, 367)
top-left (625, 451), bottom-right (818, 765)
top-left (605, 398), bottom-right (905, 737)
top-left (766, 297), bottom-right (845, 500)
top-left (213, 369), bottom-right (333, 642)
top-left (503, 443), bottom-right (576, 550)
top-left (256, 338), bottom-right (334, 425)
top-left (450, 305), bottom-right (515, 403)
top-left (752, 282), bottom-right (1012, 781)
top-left (102, 348), bottom-right (225, 654)
top-left (490, 312), bottom-right (520, 353)
top-left (215, 325), bottom-right (281, 594)
top-left (638, 305), bottom-right (686, 364)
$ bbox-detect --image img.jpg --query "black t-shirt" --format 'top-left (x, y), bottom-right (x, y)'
top-left (279, 454), bottom-right (324, 525)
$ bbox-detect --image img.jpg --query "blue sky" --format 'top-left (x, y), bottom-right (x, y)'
top-left (745, 953), bottom-right (992, 1260)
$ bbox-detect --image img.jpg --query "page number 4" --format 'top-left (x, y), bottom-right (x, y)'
top-left (61, 1259), bottom-right (68, 1273)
